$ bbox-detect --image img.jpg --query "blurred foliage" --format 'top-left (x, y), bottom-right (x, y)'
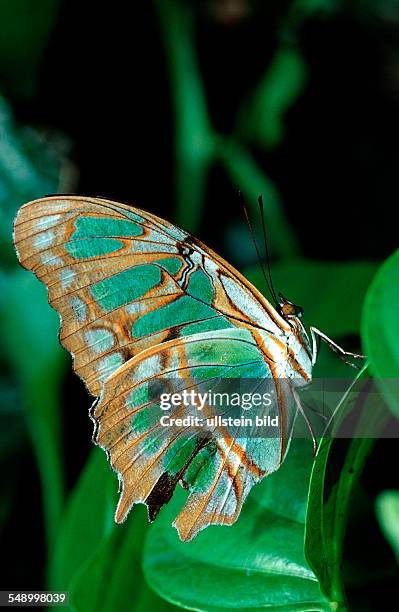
top-left (305, 367), bottom-right (390, 604)
top-left (376, 490), bottom-right (399, 565)
top-left (236, 47), bottom-right (307, 149)
top-left (48, 450), bottom-right (176, 611)
top-left (0, 0), bottom-right (398, 611)
top-left (247, 259), bottom-right (378, 341)
top-left (0, 98), bottom-right (65, 266)
top-left (0, 0), bottom-right (59, 99)
top-left (155, 0), bottom-right (300, 255)
top-left (0, 96), bottom-right (67, 550)
top-left (2, 271), bottom-right (65, 550)
top-left (144, 440), bottom-right (331, 611)
top-left (362, 249), bottom-right (399, 417)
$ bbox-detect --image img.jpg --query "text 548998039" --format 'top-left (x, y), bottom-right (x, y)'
top-left (0, 592), bottom-right (68, 607)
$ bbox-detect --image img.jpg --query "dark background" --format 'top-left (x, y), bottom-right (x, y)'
top-left (1, 1), bottom-right (398, 609)
top-left (9, 1), bottom-right (399, 259)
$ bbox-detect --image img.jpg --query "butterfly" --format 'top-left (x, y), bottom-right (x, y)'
top-left (13, 196), bottom-right (363, 541)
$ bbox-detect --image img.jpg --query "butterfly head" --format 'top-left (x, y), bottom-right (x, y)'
top-left (277, 292), bottom-right (304, 321)
top-left (277, 292), bottom-right (312, 364)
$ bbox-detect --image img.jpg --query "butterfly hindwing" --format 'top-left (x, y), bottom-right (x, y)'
top-left (93, 327), bottom-right (297, 541)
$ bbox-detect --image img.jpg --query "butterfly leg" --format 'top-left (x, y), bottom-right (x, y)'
top-left (292, 389), bottom-right (318, 457)
top-left (310, 326), bottom-right (366, 370)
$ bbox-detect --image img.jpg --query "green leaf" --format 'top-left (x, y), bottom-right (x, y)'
top-left (48, 449), bottom-right (115, 590)
top-left (305, 367), bottom-right (389, 604)
top-left (70, 506), bottom-right (177, 612)
top-left (143, 439), bottom-right (333, 611)
top-left (375, 490), bottom-right (399, 564)
top-left (362, 249), bottom-right (399, 416)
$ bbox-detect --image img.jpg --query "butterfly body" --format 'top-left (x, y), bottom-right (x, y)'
top-left (14, 196), bottom-right (313, 540)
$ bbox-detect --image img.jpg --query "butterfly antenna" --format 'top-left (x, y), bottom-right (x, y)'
top-left (257, 195), bottom-right (279, 305)
top-left (238, 191), bottom-right (277, 305)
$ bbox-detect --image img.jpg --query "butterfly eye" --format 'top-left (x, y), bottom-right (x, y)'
top-left (278, 292), bottom-right (303, 319)
top-left (281, 302), bottom-right (297, 317)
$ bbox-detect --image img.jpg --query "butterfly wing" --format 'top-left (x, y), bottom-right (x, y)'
top-left (14, 195), bottom-right (310, 538)
top-left (93, 327), bottom-right (297, 541)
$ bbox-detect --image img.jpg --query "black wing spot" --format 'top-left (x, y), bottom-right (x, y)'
top-left (146, 472), bottom-right (178, 521)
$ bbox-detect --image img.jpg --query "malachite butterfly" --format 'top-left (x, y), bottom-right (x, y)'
top-left (13, 196), bottom-right (363, 541)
